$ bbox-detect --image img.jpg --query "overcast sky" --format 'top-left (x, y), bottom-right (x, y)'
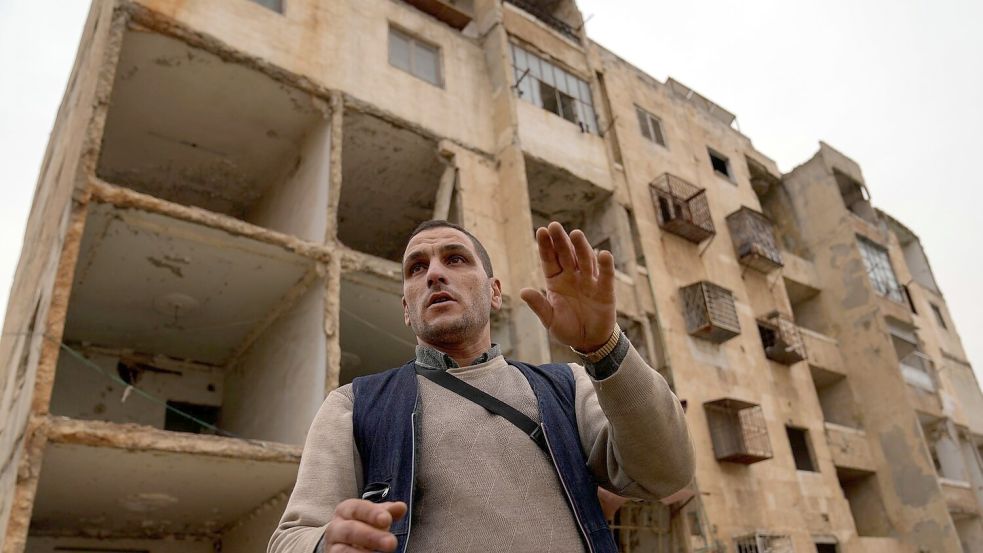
top-left (1, 1), bottom-right (980, 379)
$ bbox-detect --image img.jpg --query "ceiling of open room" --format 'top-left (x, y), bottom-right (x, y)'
top-left (525, 154), bottom-right (611, 222)
top-left (30, 442), bottom-right (297, 538)
top-left (63, 203), bottom-right (314, 365)
top-left (338, 111), bottom-right (444, 261)
top-left (339, 272), bottom-right (417, 381)
top-left (97, 29), bottom-right (325, 217)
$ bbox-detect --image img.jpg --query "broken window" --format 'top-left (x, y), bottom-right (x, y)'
top-left (704, 398), bottom-right (772, 464)
top-left (708, 148), bottom-right (733, 180)
top-left (931, 303), bottom-right (948, 330)
top-left (786, 426), bottom-right (817, 471)
top-left (726, 207), bottom-right (783, 272)
top-left (635, 106), bottom-right (666, 147)
top-left (650, 173), bottom-right (714, 244)
top-left (857, 236), bottom-right (904, 303)
top-left (680, 281), bottom-right (740, 343)
top-left (511, 42), bottom-right (598, 133)
top-left (389, 26), bottom-right (442, 86)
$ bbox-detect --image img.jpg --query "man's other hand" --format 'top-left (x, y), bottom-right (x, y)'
top-left (520, 222), bottom-right (617, 352)
top-left (324, 499), bottom-right (407, 552)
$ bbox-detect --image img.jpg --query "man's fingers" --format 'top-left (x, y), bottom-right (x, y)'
top-left (326, 519), bottom-right (398, 552)
top-left (520, 287), bottom-right (553, 329)
top-left (570, 229), bottom-right (595, 277)
top-left (547, 222), bottom-right (578, 271)
top-left (596, 250), bottom-right (616, 297)
top-left (535, 226), bottom-right (562, 278)
top-left (334, 499), bottom-right (394, 529)
top-left (384, 501), bottom-right (408, 522)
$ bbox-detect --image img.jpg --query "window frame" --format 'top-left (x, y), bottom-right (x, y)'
top-left (856, 235), bottom-right (905, 304)
top-left (510, 42), bottom-right (598, 133)
top-left (785, 425), bottom-right (818, 472)
top-left (930, 303), bottom-right (948, 330)
top-left (635, 105), bottom-right (667, 147)
top-left (707, 147), bottom-right (734, 182)
top-left (388, 25), bottom-right (444, 88)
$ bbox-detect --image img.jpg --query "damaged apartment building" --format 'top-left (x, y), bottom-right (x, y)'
top-left (2, 0), bottom-right (983, 552)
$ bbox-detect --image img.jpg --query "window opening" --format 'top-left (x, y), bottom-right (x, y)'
top-left (786, 426), bottom-right (817, 471)
top-left (164, 400), bottom-right (220, 434)
top-left (708, 148), bottom-right (732, 180)
top-left (249, 0), bottom-right (283, 12)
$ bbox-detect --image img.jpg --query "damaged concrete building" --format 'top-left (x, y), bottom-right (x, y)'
top-left (2, 0), bottom-right (982, 551)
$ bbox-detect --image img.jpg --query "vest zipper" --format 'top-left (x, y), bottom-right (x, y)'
top-left (404, 398), bottom-right (419, 552)
top-left (541, 424), bottom-right (595, 553)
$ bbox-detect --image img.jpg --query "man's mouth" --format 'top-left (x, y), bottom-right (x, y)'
top-left (427, 292), bottom-right (456, 307)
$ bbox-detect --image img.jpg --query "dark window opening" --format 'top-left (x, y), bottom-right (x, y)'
top-left (815, 543), bottom-right (838, 553)
top-left (538, 81), bottom-right (578, 124)
top-left (164, 400), bottom-right (220, 435)
top-left (786, 426), bottom-right (817, 471)
top-left (903, 285), bottom-right (918, 313)
top-left (249, 0), bottom-right (283, 13)
top-left (708, 148), bottom-right (732, 179)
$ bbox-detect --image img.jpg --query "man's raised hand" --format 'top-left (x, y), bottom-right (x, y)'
top-left (519, 222), bottom-right (617, 353)
top-left (324, 498), bottom-right (407, 553)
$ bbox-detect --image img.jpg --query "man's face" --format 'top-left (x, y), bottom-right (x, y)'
top-left (401, 227), bottom-right (502, 347)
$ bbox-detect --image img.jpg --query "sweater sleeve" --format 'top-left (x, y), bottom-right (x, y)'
top-left (268, 386), bottom-right (361, 553)
top-left (573, 341), bottom-right (695, 501)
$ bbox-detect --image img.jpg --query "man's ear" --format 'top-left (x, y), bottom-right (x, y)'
top-left (490, 277), bottom-right (503, 311)
top-left (402, 296), bottom-right (411, 327)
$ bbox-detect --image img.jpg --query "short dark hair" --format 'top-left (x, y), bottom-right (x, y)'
top-left (407, 220), bottom-right (494, 277)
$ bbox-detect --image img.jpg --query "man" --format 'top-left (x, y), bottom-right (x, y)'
top-left (269, 221), bottom-right (694, 553)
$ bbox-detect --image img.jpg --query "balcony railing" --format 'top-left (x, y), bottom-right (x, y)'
top-left (735, 533), bottom-right (793, 553)
top-left (504, 0), bottom-right (581, 42)
top-left (705, 398), bottom-right (772, 464)
top-left (681, 281), bottom-right (740, 343)
top-left (757, 312), bottom-right (806, 365)
top-left (726, 206), bottom-right (783, 272)
top-left (650, 173), bottom-right (715, 243)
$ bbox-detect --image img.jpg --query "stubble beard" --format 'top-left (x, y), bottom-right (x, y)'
top-left (410, 288), bottom-right (491, 347)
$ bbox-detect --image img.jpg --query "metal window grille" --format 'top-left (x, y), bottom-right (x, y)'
top-left (704, 399), bottom-right (772, 464)
top-left (856, 236), bottom-right (904, 303)
top-left (650, 173), bottom-right (714, 243)
top-left (734, 533), bottom-right (794, 553)
top-left (757, 312), bottom-right (806, 364)
top-left (510, 43), bottom-right (598, 133)
top-left (680, 281), bottom-right (739, 343)
top-left (609, 501), bottom-right (672, 553)
top-left (726, 207), bottom-right (783, 272)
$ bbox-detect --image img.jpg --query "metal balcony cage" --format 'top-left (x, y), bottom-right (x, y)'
top-left (610, 501), bottom-right (672, 553)
top-left (681, 281), bottom-right (740, 343)
top-left (504, 0), bottom-right (580, 42)
top-left (757, 312), bottom-right (806, 365)
top-left (704, 398), bottom-right (773, 464)
top-left (734, 533), bottom-right (794, 553)
top-left (726, 206), bottom-right (783, 272)
top-left (650, 173), bottom-right (715, 243)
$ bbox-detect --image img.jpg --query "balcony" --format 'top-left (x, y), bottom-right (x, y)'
top-left (650, 173), bottom-right (715, 244)
top-left (704, 398), bottom-right (772, 464)
top-left (940, 478), bottom-right (980, 518)
top-left (825, 422), bottom-right (875, 472)
top-left (800, 328), bottom-right (844, 374)
top-left (756, 312), bottom-right (806, 365)
top-left (680, 281), bottom-right (740, 343)
top-left (504, 0), bottom-right (580, 42)
top-left (726, 207), bottom-right (783, 273)
top-left (734, 532), bottom-right (793, 553)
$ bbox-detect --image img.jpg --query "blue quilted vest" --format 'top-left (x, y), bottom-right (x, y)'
top-left (351, 360), bottom-right (617, 553)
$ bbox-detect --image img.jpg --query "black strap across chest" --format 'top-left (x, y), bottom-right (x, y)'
top-left (415, 365), bottom-right (548, 453)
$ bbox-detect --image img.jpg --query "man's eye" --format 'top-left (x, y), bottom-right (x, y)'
top-left (409, 263), bottom-right (426, 274)
top-left (448, 255), bottom-right (465, 264)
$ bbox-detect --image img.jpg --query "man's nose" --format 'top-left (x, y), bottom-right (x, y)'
top-left (426, 262), bottom-right (449, 288)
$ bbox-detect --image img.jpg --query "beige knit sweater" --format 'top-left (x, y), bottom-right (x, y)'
top-left (268, 342), bottom-right (693, 553)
